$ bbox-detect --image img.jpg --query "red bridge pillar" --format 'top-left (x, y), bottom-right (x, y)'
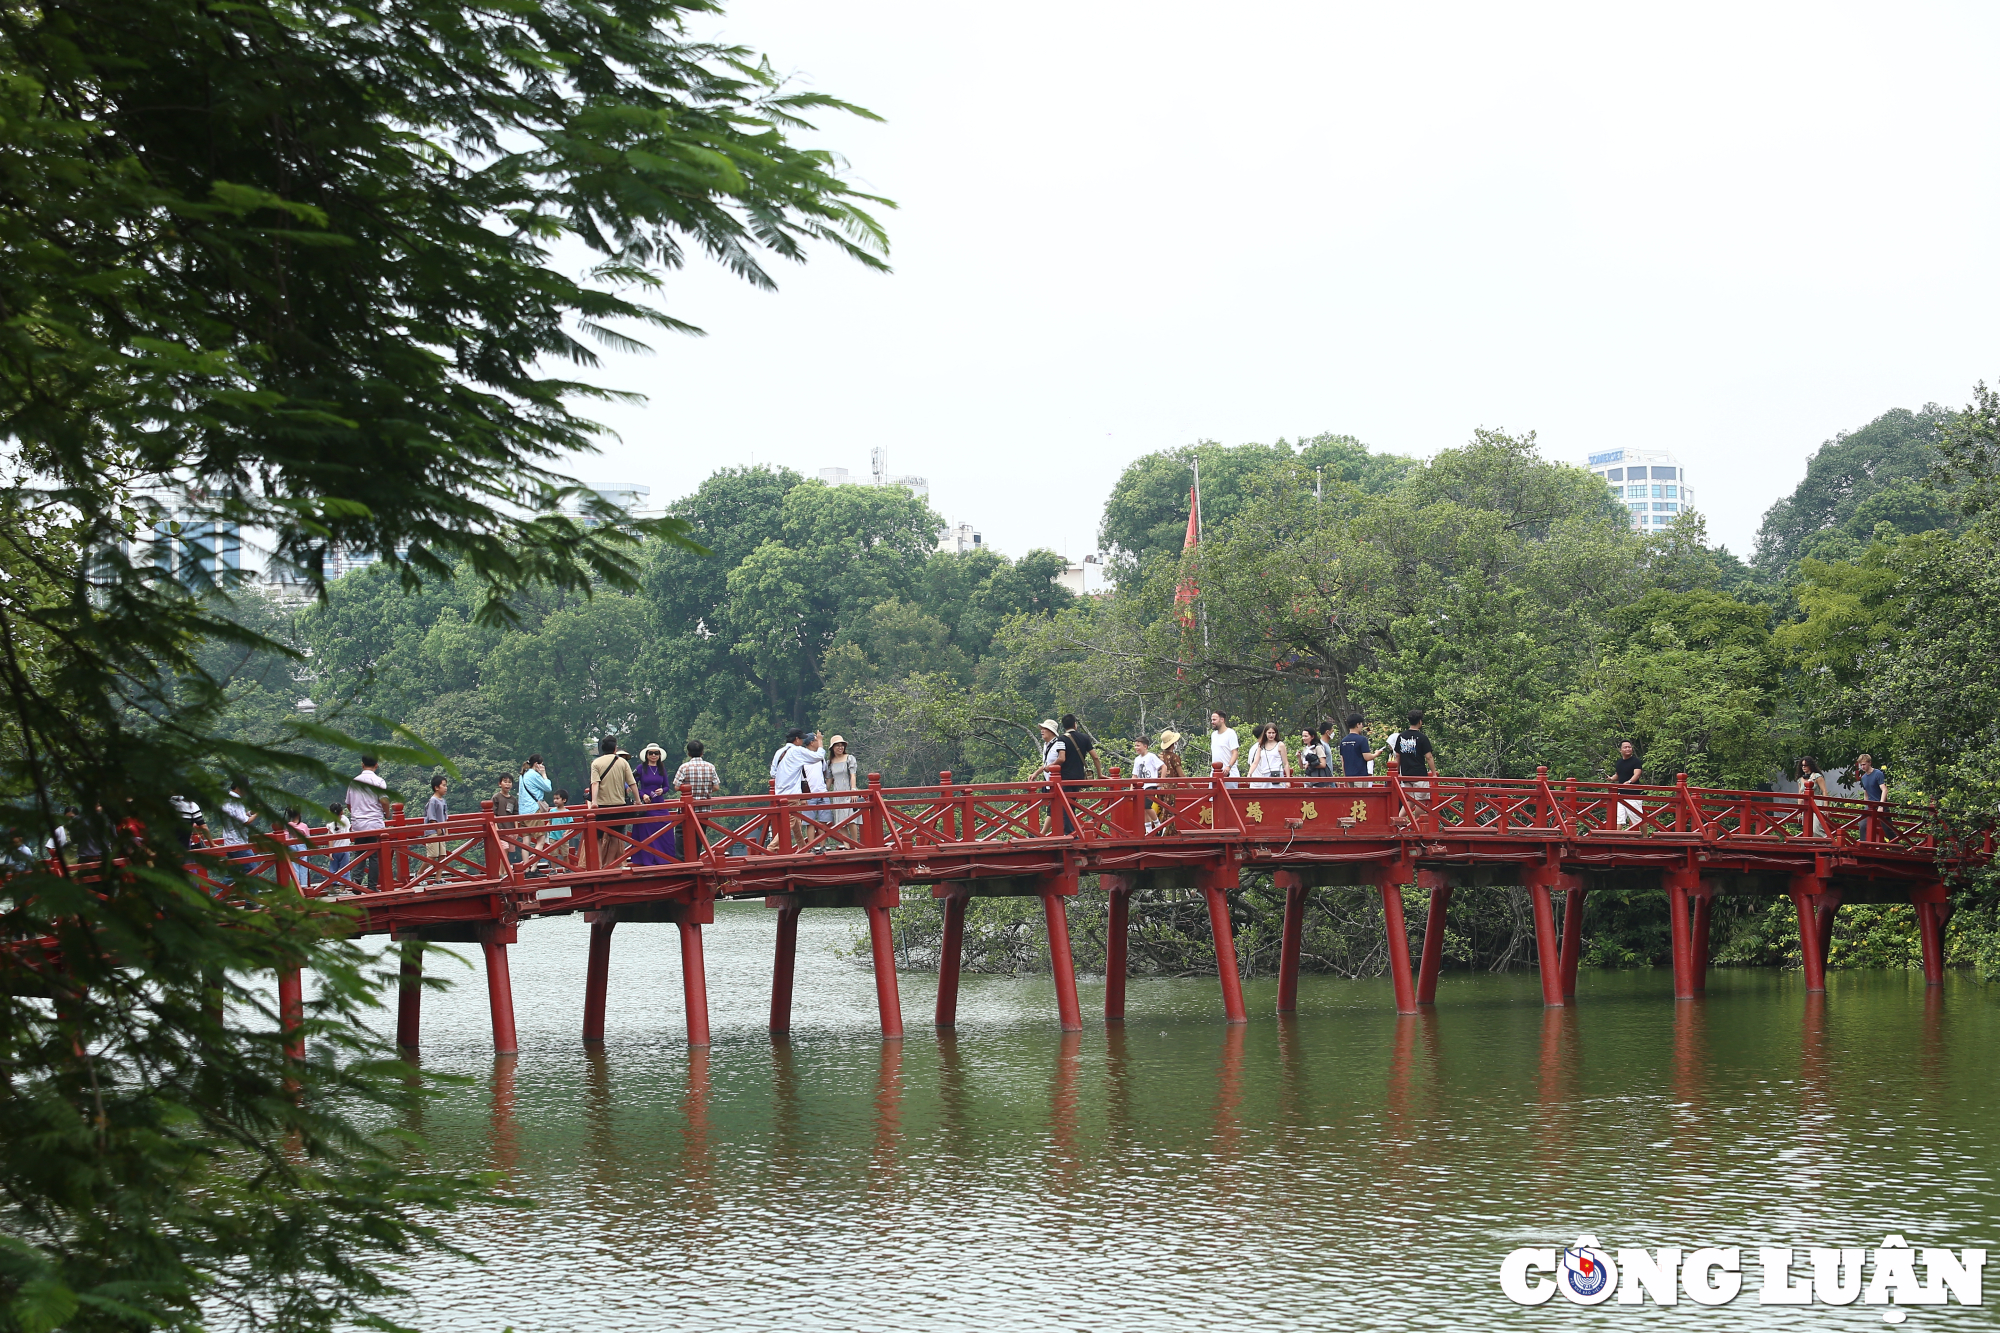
top-left (1042, 872), bottom-right (1083, 1033)
top-left (277, 965), bottom-right (304, 1063)
top-left (1365, 858), bottom-right (1420, 1015)
top-left (864, 876), bottom-right (904, 1039)
top-left (1102, 874), bottom-right (1131, 1022)
top-left (475, 922), bottom-right (519, 1056)
top-left (582, 913), bottom-right (615, 1044)
top-left (1525, 863), bottom-right (1567, 1008)
top-left (1275, 870), bottom-right (1307, 1014)
top-left (396, 937), bottom-right (422, 1053)
top-left (1913, 882), bottom-right (1950, 985)
top-left (1415, 868), bottom-right (1452, 1005)
top-left (934, 887), bottom-right (968, 1028)
top-left (1788, 869), bottom-right (1832, 994)
top-left (770, 898), bottom-right (801, 1033)
top-left (678, 919), bottom-right (711, 1048)
top-left (1200, 863), bottom-right (1249, 1024)
top-left (1558, 875), bottom-right (1587, 1002)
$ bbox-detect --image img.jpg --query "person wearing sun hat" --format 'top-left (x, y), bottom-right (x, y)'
top-left (1038, 719), bottom-right (1066, 773)
top-left (824, 734), bottom-right (860, 825)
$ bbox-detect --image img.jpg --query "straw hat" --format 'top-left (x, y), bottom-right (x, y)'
top-left (1158, 729), bottom-right (1183, 751)
top-left (1039, 719), bottom-right (1061, 735)
top-left (827, 735), bottom-right (847, 749)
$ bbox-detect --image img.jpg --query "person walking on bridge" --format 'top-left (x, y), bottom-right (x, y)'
top-left (1797, 756), bottom-right (1829, 837)
top-left (1247, 722), bottom-right (1289, 785)
top-left (1337, 715), bottom-right (1379, 779)
top-left (589, 736), bottom-right (637, 865)
top-left (674, 740), bottom-right (718, 799)
top-left (344, 756), bottom-right (387, 890)
top-left (1389, 711), bottom-right (1437, 802)
top-left (824, 736), bottom-right (861, 829)
top-left (1208, 711), bottom-right (1240, 778)
top-left (1059, 714), bottom-right (1102, 782)
top-left (1613, 740), bottom-right (1643, 828)
top-left (422, 774), bottom-right (449, 884)
top-left (632, 743), bottom-right (677, 865)
top-left (1854, 751), bottom-right (1887, 841)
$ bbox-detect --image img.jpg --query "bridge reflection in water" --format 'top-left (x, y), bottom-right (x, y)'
top-left (171, 764), bottom-right (1974, 1054)
top-left (436, 954), bottom-right (1986, 1332)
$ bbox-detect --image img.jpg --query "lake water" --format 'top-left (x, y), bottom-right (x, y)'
top-left (388, 900), bottom-right (1998, 1330)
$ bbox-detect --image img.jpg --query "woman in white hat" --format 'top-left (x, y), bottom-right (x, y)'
top-left (825, 735), bottom-right (860, 826)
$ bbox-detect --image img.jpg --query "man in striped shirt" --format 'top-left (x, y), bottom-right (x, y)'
top-left (672, 740), bottom-right (719, 799)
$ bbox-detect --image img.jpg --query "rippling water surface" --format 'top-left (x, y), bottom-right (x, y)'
top-left (387, 901), bottom-right (1999, 1330)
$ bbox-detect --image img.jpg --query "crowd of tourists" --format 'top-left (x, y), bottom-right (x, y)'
top-left (10, 717), bottom-right (1893, 889)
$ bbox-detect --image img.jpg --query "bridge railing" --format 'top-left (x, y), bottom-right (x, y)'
top-left (55, 770), bottom-right (1945, 905)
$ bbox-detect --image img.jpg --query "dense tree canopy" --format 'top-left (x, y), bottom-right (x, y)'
top-left (0, 0), bottom-right (890, 1325)
top-left (1753, 407), bottom-right (1958, 578)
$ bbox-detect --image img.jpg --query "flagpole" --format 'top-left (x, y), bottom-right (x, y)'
top-left (1192, 459), bottom-right (1208, 650)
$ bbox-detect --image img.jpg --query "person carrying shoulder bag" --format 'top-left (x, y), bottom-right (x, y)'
top-left (589, 735), bottom-right (638, 865)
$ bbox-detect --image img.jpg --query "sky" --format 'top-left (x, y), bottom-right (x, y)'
top-left (562, 0), bottom-right (2000, 563)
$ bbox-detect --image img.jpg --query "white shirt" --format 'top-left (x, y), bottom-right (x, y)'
top-left (1042, 737), bottom-right (1066, 771)
top-left (1249, 743), bottom-right (1286, 778)
top-left (345, 770), bottom-right (388, 831)
top-left (770, 743), bottom-right (823, 794)
top-left (1209, 727), bottom-right (1240, 776)
top-left (216, 798), bottom-right (252, 845)
top-left (1131, 751), bottom-right (1164, 783)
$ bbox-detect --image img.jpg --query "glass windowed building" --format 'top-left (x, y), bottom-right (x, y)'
top-left (1584, 448), bottom-right (1693, 532)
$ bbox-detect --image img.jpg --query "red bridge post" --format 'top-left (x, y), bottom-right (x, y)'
top-left (1042, 871), bottom-right (1083, 1032)
top-left (864, 874), bottom-right (904, 1039)
top-left (1664, 868), bottom-right (1696, 999)
top-left (770, 899), bottom-right (801, 1033)
top-left (1557, 873), bottom-right (1586, 1002)
top-left (934, 887), bottom-right (968, 1027)
top-left (679, 918), bottom-right (711, 1048)
top-left (582, 913), bottom-right (615, 1044)
top-left (1525, 862), bottom-right (1566, 1008)
top-left (476, 922), bottom-right (519, 1055)
top-left (1200, 864), bottom-right (1249, 1024)
top-left (1366, 858), bottom-right (1420, 1015)
top-left (1914, 882), bottom-right (1949, 985)
top-left (396, 938), bottom-right (422, 1052)
top-left (277, 965), bottom-right (304, 1063)
top-left (1103, 874), bottom-right (1131, 1021)
top-left (1788, 868), bottom-right (1830, 994)
top-left (1275, 870), bottom-right (1307, 1014)
top-left (1415, 868), bottom-right (1452, 1005)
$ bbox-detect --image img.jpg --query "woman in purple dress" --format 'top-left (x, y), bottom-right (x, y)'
top-left (631, 743), bottom-right (678, 865)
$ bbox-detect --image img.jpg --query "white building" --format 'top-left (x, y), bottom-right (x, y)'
top-left (1584, 449), bottom-right (1695, 532)
top-left (938, 522), bottom-right (983, 554)
top-left (1055, 554), bottom-right (1112, 596)
top-left (819, 448), bottom-right (929, 500)
top-left (559, 481), bottom-right (653, 525)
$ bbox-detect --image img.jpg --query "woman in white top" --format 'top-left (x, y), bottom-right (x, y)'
top-left (824, 735), bottom-right (861, 826)
top-left (1247, 722), bottom-right (1289, 785)
top-left (1208, 711), bottom-right (1240, 777)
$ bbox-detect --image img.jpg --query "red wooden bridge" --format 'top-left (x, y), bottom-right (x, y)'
top-left (211, 766), bottom-right (1975, 1054)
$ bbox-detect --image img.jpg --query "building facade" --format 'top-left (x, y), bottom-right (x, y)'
top-left (1585, 448), bottom-right (1694, 532)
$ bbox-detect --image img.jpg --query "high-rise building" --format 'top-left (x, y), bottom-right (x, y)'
top-left (1584, 449), bottom-right (1695, 532)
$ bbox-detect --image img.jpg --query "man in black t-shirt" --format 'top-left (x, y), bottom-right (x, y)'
top-left (1390, 709), bottom-right (1436, 782)
top-left (1613, 740), bottom-right (1644, 827)
top-left (1058, 713), bottom-right (1100, 783)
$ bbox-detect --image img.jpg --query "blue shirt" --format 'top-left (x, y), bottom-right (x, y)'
top-left (1860, 768), bottom-right (1886, 801)
top-left (1337, 733), bottom-right (1371, 777)
top-left (518, 768), bottom-right (552, 814)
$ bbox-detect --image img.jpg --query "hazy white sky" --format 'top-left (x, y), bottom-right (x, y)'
top-left (565, 0), bottom-right (2000, 562)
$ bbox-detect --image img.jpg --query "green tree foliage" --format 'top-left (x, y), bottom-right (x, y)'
top-left (1097, 433), bottom-right (1416, 570)
top-left (1753, 407), bottom-right (1958, 579)
top-left (0, 0), bottom-right (889, 1323)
